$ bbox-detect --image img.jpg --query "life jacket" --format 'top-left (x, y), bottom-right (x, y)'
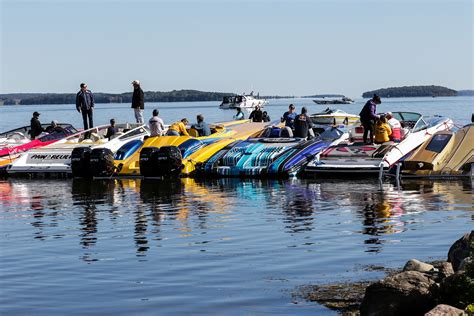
top-left (388, 118), bottom-right (401, 140)
top-left (374, 123), bottom-right (391, 143)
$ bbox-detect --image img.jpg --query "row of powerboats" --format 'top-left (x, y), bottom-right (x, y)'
top-left (1, 110), bottom-right (472, 180)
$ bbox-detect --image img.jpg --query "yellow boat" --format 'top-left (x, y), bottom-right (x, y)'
top-left (113, 120), bottom-right (266, 177)
top-left (401, 123), bottom-right (473, 178)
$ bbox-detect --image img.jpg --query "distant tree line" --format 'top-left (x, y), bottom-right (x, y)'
top-left (0, 90), bottom-right (235, 105)
top-left (362, 85), bottom-right (458, 98)
top-left (457, 90), bottom-right (474, 96)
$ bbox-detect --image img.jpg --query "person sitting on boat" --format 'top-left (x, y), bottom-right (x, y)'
top-left (148, 109), bottom-right (165, 137)
top-left (249, 106), bottom-right (263, 122)
top-left (45, 120), bottom-right (63, 134)
top-left (105, 118), bottom-right (118, 140)
top-left (30, 111), bottom-right (44, 140)
top-left (191, 114), bottom-right (211, 136)
top-left (374, 115), bottom-right (392, 144)
top-left (166, 118), bottom-right (190, 136)
top-left (359, 94), bottom-right (381, 144)
top-left (293, 107), bottom-right (314, 139)
top-left (233, 108), bottom-right (245, 120)
top-left (262, 111), bottom-right (271, 122)
top-left (281, 104), bottom-right (297, 129)
top-left (386, 112), bottom-right (401, 142)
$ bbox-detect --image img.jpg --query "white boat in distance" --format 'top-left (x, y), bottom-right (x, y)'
top-left (219, 92), bottom-right (268, 109)
top-left (313, 97), bottom-right (354, 105)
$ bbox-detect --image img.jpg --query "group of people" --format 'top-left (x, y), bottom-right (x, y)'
top-left (360, 94), bottom-right (401, 144)
top-left (279, 103), bottom-right (314, 138)
top-left (29, 111), bottom-right (64, 139)
top-left (234, 106), bottom-right (271, 122)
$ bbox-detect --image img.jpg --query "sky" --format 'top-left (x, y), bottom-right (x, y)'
top-left (0, 0), bottom-right (472, 97)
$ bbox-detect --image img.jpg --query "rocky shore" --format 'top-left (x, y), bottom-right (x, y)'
top-left (297, 231), bottom-right (473, 315)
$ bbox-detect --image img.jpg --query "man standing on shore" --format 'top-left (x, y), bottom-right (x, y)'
top-left (76, 83), bottom-right (94, 130)
top-left (131, 80), bottom-right (145, 124)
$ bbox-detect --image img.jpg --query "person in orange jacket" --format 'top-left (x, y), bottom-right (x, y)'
top-left (166, 118), bottom-right (190, 136)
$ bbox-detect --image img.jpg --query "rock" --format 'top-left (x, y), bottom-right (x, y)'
top-left (438, 272), bottom-right (474, 309)
top-left (403, 259), bottom-right (436, 273)
top-left (425, 304), bottom-right (466, 315)
top-left (360, 271), bottom-right (436, 316)
top-left (447, 231), bottom-right (474, 272)
top-left (458, 256), bottom-right (472, 272)
top-left (432, 261), bottom-right (454, 279)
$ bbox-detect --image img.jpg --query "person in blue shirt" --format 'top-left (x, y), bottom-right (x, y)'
top-left (233, 108), bottom-right (245, 120)
top-left (280, 104), bottom-right (297, 129)
top-left (191, 114), bottom-right (211, 136)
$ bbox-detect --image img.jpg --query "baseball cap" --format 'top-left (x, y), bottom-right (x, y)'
top-left (33, 111), bottom-right (40, 116)
top-left (132, 80), bottom-right (140, 85)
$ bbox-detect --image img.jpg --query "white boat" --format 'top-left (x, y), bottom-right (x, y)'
top-left (219, 93), bottom-right (267, 109)
top-left (7, 123), bottom-right (149, 175)
top-left (305, 112), bottom-right (454, 176)
top-left (310, 108), bottom-right (360, 125)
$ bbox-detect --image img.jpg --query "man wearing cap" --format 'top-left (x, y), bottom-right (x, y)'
top-left (30, 111), bottom-right (44, 139)
top-left (249, 105), bottom-right (263, 122)
top-left (359, 94), bottom-right (381, 144)
top-left (131, 80), bottom-right (145, 124)
top-left (281, 104), bottom-right (297, 129)
top-left (76, 83), bottom-right (95, 130)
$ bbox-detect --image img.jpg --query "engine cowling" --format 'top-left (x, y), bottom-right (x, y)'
top-left (90, 148), bottom-right (115, 177)
top-left (71, 147), bottom-right (92, 178)
top-left (140, 146), bottom-right (183, 177)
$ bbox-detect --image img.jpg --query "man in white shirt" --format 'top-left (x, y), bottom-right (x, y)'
top-left (148, 109), bottom-right (165, 136)
top-left (386, 112), bottom-right (402, 142)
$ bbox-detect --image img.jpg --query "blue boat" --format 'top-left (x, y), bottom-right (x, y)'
top-left (199, 125), bottom-right (349, 178)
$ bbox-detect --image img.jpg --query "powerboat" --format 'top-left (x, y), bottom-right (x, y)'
top-left (6, 123), bottom-right (148, 176)
top-left (219, 93), bottom-right (267, 109)
top-left (140, 121), bottom-right (269, 178)
top-left (400, 123), bottom-right (473, 178)
top-left (310, 108), bottom-right (359, 125)
top-left (305, 112), bottom-right (454, 176)
top-left (198, 124), bottom-right (349, 178)
top-left (313, 97), bottom-right (354, 105)
top-left (110, 119), bottom-right (257, 177)
top-left (0, 124), bottom-right (77, 170)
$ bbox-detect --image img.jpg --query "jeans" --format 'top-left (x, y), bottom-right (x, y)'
top-left (81, 109), bottom-right (93, 130)
top-left (361, 120), bottom-right (374, 144)
top-left (134, 108), bottom-right (144, 124)
top-left (166, 129), bottom-right (180, 136)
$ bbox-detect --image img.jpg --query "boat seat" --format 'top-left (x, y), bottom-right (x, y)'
top-left (279, 127), bottom-right (293, 138)
top-left (188, 128), bottom-right (199, 137)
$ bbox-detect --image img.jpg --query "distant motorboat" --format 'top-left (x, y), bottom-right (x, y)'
top-left (219, 92), bottom-right (268, 109)
top-left (310, 108), bottom-right (360, 125)
top-left (313, 97), bottom-right (354, 105)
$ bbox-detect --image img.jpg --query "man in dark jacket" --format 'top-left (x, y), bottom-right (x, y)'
top-left (76, 83), bottom-right (94, 130)
top-left (30, 111), bottom-right (44, 139)
top-left (131, 80), bottom-right (145, 124)
top-left (293, 107), bottom-right (313, 138)
top-left (249, 106), bottom-right (263, 122)
top-left (359, 94), bottom-right (381, 144)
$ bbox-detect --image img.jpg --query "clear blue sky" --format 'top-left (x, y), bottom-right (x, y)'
top-left (1, 0), bottom-right (472, 97)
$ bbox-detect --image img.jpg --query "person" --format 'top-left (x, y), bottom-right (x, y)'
top-left (131, 80), bottom-right (145, 124)
top-left (233, 108), bottom-right (245, 120)
top-left (191, 114), bottom-right (211, 136)
top-left (30, 111), bottom-right (44, 139)
top-left (262, 111), bottom-right (271, 122)
top-left (293, 107), bottom-right (314, 138)
top-left (76, 83), bottom-right (94, 130)
top-left (281, 104), bottom-right (297, 129)
top-left (249, 106), bottom-right (263, 122)
top-left (148, 109), bottom-right (165, 137)
top-left (386, 112), bottom-right (401, 142)
top-left (45, 120), bottom-right (62, 133)
top-left (359, 94), bottom-right (381, 144)
top-left (105, 119), bottom-right (118, 140)
top-left (374, 115), bottom-right (392, 144)
top-left (166, 118), bottom-right (190, 136)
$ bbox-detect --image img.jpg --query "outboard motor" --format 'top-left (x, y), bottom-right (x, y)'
top-left (71, 146), bottom-right (92, 178)
top-left (90, 148), bottom-right (115, 177)
top-left (140, 146), bottom-right (183, 177)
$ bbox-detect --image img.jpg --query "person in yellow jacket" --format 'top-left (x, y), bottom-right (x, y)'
top-left (166, 118), bottom-right (190, 136)
top-left (374, 116), bottom-right (392, 144)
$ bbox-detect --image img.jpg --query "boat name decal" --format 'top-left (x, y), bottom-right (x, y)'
top-left (30, 154), bottom-right (71, 160)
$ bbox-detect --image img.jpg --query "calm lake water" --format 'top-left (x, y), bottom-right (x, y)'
top-left (0, 97), bottom-right (473, 315)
